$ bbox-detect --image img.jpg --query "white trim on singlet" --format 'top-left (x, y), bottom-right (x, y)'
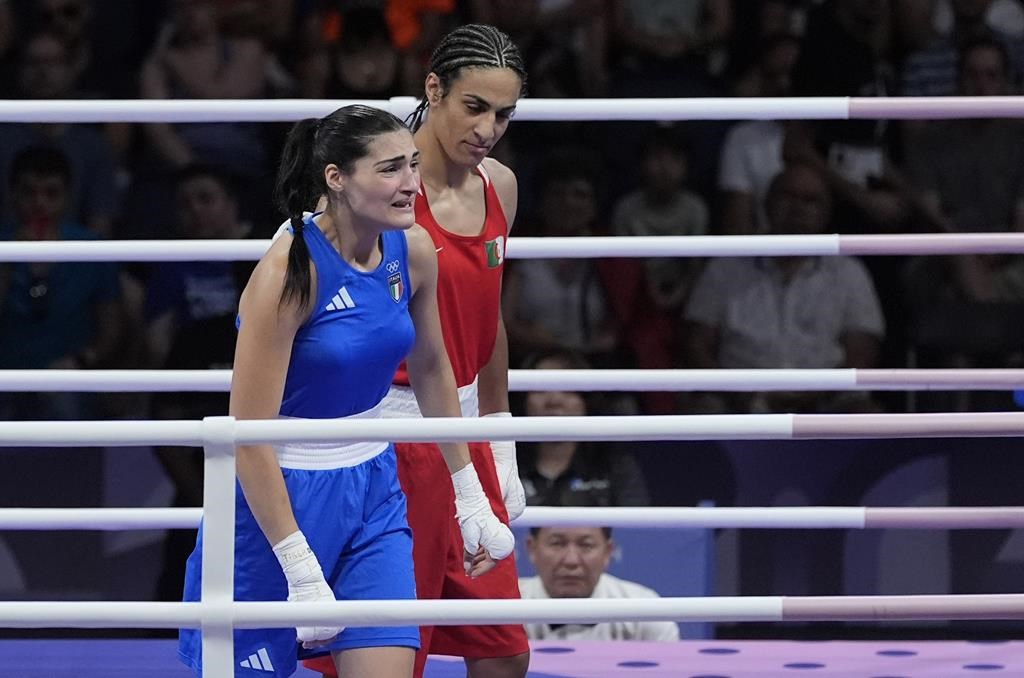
top-left (275, 401), bottom-right (389, 470)
top-left (382, 377), bottom-right (479, 419)
top-left (477, 162), bottom-right (491, 186)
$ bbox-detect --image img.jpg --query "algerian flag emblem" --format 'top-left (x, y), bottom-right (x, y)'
top-left (485, 235), bottom-right (505, 268)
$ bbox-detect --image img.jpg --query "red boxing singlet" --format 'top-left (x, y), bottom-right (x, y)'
top-left (393, 164), bottom-right (508, 388)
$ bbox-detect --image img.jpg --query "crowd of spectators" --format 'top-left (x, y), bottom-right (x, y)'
top-left (3, 0), bottom-right (1024, 601)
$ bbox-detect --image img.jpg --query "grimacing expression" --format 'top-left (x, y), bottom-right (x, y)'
top-left (333, 130), bottom-right (419, 231)
top-left (427, 67), bottom-right (522, 166)
top-left (528, 527), bottom-right (613, 599)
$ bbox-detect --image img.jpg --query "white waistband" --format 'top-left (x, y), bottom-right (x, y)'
top-left (382, 377), bottom-right (479, 419)
top-left (275, 401), bottom-right (389, 470)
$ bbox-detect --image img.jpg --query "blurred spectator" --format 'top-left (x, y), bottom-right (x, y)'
top-left (24, 0), bottom-right (100, 94)
top-left (902, 37), bottom-right (1024, 411)
top-left (0, 30), bottom-right (119, 236)
top-left (520, 526), bottom-right (680, 641)
top-left (17, 0), bottom-right (161, 98)
top-left (140, 0), bottom-right (270, 174)
top-left (612, 126), bottom-right (708, 312)
top-left (131, 0), bottom-right (273, 237)
top-left (908, 37), bottom-right (1024, 236)
top-left (683, 163), bottom-right (885, 414)
top-left (788, 0), bottom-right (911, 235)
top-left (504, 152), bottom-right (621, 365)
top-left (905, 38), bottom-right (1024, 305)
top-left (606, 125), bottom-right (708, 413)
top-left (935, 0), bottom-right (1024, 38)
top-left (609, 0), bottom-right (732, 96)
top-left (788, 0), bottom-right (910, 362)
top-left (901, 0), bottom-right (1024, 97)
top-left (516, 350), bottom-right (649, 506)
top-left (718, 33), bottom-right (801, 235)
top-left (726, 0), bottom-right (804, 85)
top-left (0, 146), bottom-right (122, 420)
top-left (470, 0), bottom-right (609, 97)
top-left (298, 0), bottom-right (457, 95)
top-left (147, 164), bottom-right (252, 602)
top-left (297, 6), bottom-right (401, 99)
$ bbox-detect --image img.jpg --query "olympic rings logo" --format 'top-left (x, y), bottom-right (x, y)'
top-left (386, 260), bottom-right (400, 273)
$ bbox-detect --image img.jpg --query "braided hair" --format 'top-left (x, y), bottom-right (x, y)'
top-left (406, 23), bottom-right (527, 132)
top-left (274, 105), bottom-right (408, 310)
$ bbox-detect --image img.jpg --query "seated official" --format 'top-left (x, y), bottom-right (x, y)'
top-left (519, 526), bottom-right (680, 641)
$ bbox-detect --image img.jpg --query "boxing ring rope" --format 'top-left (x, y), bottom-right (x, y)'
top-left (5, 594), bottom-right (1024, 628)
top-left (3, 368), bottom-right (1024, 392)
top-left (3, 506), bottom-right (1023, 531)
top-left (5, 232), bottom-right (1024, 262)
top-left (3, 95), bottom-right (1024, 122)
top-left (4, 97), bottom-right (1024, 675)
top-left (5, 412), bottom-right (1024, 446)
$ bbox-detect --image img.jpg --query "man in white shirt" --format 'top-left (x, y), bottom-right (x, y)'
top-left (519, 526), bottom-right (680, 642)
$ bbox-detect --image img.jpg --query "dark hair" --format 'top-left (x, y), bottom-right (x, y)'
top-left (9, 145), bottom-right (71, 188)
top-left (406, 23), bottom-right (528, 132)
top-left (513, 348), bottom-right (606, 418)
top-left (520, 348), bottom-right (592, 372)
top-left (274, 104), bottom-right (408, 310)
top-left (529, 527), bottom-right (612, 539)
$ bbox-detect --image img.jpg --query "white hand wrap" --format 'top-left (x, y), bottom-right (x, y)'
top-left (272, 530), bottom-right (343, 644)
top-left (451, 462), bottom-right (515, 563)
top-left (484, 412), bottom-right (526, 521)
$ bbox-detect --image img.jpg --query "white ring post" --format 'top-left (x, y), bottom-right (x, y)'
top-left (200, 416), bottom-right (237, 677)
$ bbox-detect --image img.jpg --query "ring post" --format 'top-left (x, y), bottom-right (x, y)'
top-left (200, 416), bottom-right (237, 676)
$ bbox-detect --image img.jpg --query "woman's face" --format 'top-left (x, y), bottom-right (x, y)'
top-left (525, 356), bottom-right (588, 417)
top-left (425, 67), bottom-right (522, 167)
top-left (333, 129), bottom-right (420, 231)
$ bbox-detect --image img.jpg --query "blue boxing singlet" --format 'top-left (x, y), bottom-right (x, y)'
top-left (280, 215), bottom-right (415, 419)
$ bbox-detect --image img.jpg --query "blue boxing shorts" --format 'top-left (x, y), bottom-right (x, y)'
top-left (178, 444), bottom-right (419, 677)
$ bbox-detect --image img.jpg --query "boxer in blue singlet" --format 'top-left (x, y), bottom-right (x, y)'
top-left (178, 105), bottom-right (514, 678)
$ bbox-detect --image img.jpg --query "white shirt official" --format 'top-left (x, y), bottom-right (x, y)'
top-left (518, 573), bottom-right (681, 642)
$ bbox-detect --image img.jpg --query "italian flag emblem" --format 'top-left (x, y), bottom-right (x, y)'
top-left (485, 235), bottom-right (505, 268)
top-left (388, 272), bottom-right (403, 302)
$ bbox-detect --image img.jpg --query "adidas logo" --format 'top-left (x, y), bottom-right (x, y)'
top-left (239, 647), bottom-right (275, 671)
top-left (325, 286), bottom-right (356, 311)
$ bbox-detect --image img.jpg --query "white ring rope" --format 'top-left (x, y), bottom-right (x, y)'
top-left (3, 368), bottom-right (1024, 392)
top-left (3, 506), bottom-right (1022, 531)
top-left (3, 96), bottom-right (1024, 123)
top-left (8, 233), bottom-right (1024, 262)
top-left (6, 96), bottom-right (1022, 675)
top-left (3, 594), bottom-right (1024, 628)
top-left (4, 413), bottom-right (1024, 447)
